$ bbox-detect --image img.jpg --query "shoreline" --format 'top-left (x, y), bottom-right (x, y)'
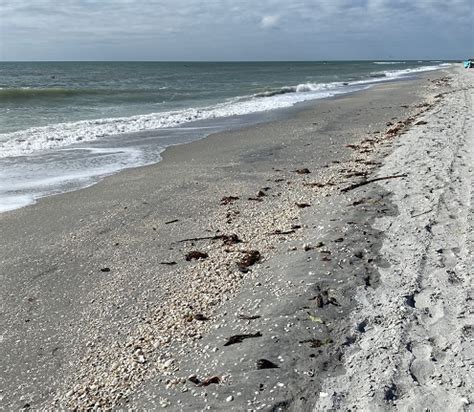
top-left (1, 66), bottom-right (469, 410)
top-left (0, 67), bottom-right (447, 214)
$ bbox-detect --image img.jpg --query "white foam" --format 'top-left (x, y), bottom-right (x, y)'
top-left (0, 194), bottom-right (36, 213)
top-left (0, 146), bottom-right (151, 213)
top-left (383, 64), bottom-right (449, 78)
top-left (0, 89), bottom-right (341, 158)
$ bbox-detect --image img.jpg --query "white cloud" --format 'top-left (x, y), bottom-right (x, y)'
top-left (0, 0), bottom-right (472, 60)
top-left (260, 14), bottom-right (280, 29)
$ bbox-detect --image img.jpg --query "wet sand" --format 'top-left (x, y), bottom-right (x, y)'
top-left (1, 67), bottom-right (469, 410)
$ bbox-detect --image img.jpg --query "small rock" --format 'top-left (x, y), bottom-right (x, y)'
top-left (226, 395), bottom-right (234, 402)
top-left (257, 359), bottom-right (279, 369)
top-left (163, 359), bottom-right (174, 369)
top-left (220, 196), bottom-right (239, 205)
top-left (294, 168), bottom-right (311, 174)
top-left (185, 251), bottom-right (209, 261)
top-left (237, 250), bottom-right (261, 272)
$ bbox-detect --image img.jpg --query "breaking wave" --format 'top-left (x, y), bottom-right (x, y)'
top-left (0, 63), bottom-right (448, 158)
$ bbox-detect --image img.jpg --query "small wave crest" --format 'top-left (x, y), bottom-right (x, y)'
top-left (383, 64), bottom-right (447, 78)
top-left (253, 86), bottom-right (295, 98)
top-left (373, 61), bottom-right (407, 65)
top-left (254, 82), bottom-right (339, 98)
top-left (0, 84), bottom-right (341, 157)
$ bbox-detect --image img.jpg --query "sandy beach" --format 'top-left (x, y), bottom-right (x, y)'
top-left (0, 66), bottom-right (472, 411)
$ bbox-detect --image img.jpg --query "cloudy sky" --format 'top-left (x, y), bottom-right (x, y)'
top-left (0, 0), bottom-right (472, 61)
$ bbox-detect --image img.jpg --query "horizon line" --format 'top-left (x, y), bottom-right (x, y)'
top-left (0, 59), bottom-right (460, 63)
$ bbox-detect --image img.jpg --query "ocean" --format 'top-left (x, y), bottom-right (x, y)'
top-left (0, 61), bottom-right (449, 212)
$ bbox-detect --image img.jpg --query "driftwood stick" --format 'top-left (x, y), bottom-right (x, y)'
top-left (178, 235), bottom-right (222, 243)
top-left (411, 208), bottom-right (433, 218)
top-left (268, 230), bottom-right (296, 235)
top-left (341, 174), bottom-right (408, 193)
top-left (178, 234), bottom-right (241, 245)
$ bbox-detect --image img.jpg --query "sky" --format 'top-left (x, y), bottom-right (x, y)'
top-left (0, 0), bottom-right (472, 61)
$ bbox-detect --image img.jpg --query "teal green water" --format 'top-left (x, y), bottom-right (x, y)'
top-left (0, 60), bottom-right (449, 212)
top-left (0, 61), bottom-right (447, 135)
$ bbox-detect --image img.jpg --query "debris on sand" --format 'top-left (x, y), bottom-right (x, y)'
top-left (188, 375), bottom-right (221, 387)
top-left (221, 234), bottom-right (242, 245)
top-left (256, 359), bottom-right (279, 369)
top-left (249, 190), bottom-right (268, 201)
top-left (224, 332), bottom-right (262, 346)
top-left (303, 177), bottom-right (334, 189)
top-left (188, 375), bottom-right (201, 385)
top-left (179, 233), bottom-right (241, 245)
top-left (237, 314), bottom-right (261, 320)
top-left (340, 174), bottom-right (408, 193)
top-left (160, 261), bottom-right (177, 266)
top-left (220, 196), bottom-right (239, 205)
top-left (294, 168), bottom-right (311, 174)
top-left (346, 144), bottom-right (359, 150)
top-left (351, 198), bottom-right (368, 206)
top-left (386, 123), bottom-right (404, 136)
top-left (237, 250), bottom-right (261, 272)
top-left (307, 313), bottom-right (324, 323)
top-left (299, 338), bottom-right (332, 348)
top-left (185, 251), bottom-right (209, 261)
top-left (311, 294), bottom-right (324, 308)
top-left (270, 229), bottom-right (297, 235)
top-left (296, 202), bottom-right (311, 208)
top-left (100, 267), bottom-right (110, 273)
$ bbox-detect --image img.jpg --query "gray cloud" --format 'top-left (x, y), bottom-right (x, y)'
top-left (0, 0), bottom-right (472, 60)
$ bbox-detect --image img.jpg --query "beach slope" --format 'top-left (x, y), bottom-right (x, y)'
top-left (0, 68), bottom-right (471, 411)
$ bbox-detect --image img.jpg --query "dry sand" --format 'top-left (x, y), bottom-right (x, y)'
top-left (315, 67), bottom-right (473, 411)
top-left (0, 67), bottom-right (471, 411)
